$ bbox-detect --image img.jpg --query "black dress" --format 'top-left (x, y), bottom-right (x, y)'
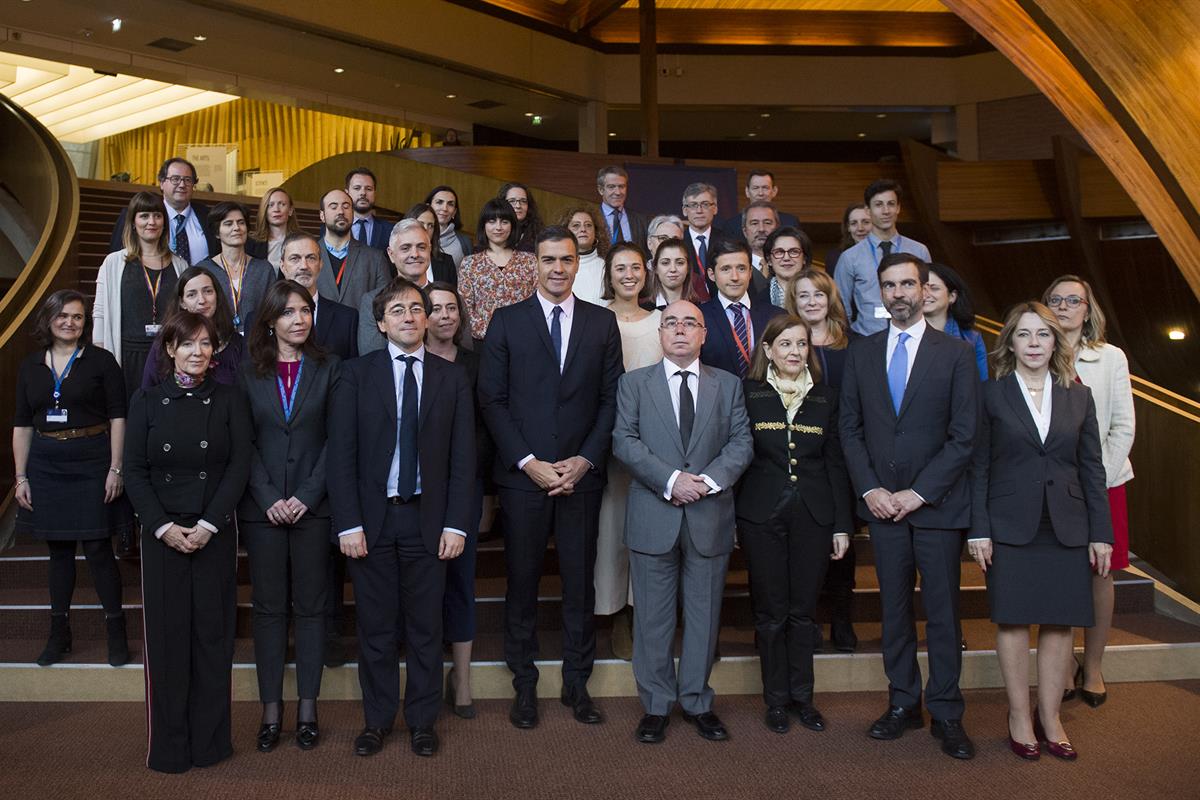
top-left (13, 346), bottom-right (134, 541)
top-left (119, 260), bottom-right (178, 399)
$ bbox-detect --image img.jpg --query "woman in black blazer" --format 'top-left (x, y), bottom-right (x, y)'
top-left (239, 281), bottom-right (340, 752)
top-left (735, 314), bottom-right (852, 735)
top-left (123, 311), bottom-right (252, 773)
top-left (969, 302), bottom-right (1113, 762)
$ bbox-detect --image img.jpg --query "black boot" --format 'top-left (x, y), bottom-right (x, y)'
top-left (36, 613), bottom-right (72, 666)
top-left (106, 613), bottom-right (130, 667)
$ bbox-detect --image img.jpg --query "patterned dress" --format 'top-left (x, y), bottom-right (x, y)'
top-left (459, 249), bottom-right (539, 340)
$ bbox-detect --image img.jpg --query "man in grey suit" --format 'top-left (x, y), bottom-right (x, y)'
top-left (612, 300), bottom-right (754, 744)
top-left (357, 220), bottom-right (431, 355)
top-left (315, 188), bottom-right (392, 308)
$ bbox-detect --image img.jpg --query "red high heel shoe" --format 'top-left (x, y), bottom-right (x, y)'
top-left (1007, 714), bottom-right (1040, 761)
top-left (1033, 712), bottom-right (1078, 761)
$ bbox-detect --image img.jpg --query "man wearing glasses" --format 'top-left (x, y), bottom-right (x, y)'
top-left (612, 300), bottom-right (753, 744)
top-left (681, 182), bottom-right (726, 302)
top-left (109, 157), bottom-right (215, 264)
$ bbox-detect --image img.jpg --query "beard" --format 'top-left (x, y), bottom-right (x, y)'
top-left (887, 297), bottom-right (919, 323)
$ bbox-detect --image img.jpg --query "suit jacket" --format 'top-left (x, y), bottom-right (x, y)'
top-left (326, 349), bottom-right (475, 554)
top-left (1074, 343), bottom-right (1135, 486)
top-left (314, 298), bottom-right (359, 360)
top-left (478, 294), bottom-right (625, 493)
top-left (698, 296), bottom-right (784, 378)
top-left (109, 200), bottom-right (218, 262)
top-left (683, 228), bottom-right (727, 301)
top-left (237, 354), bottom-right (340, 522)
top-left (196, 255), bottom-right (275, 333)
top-left (601, 207), bottom-right (649, 248)
top-left (969, 375), bottom-right (1113, 547)
top-left (123, 379), bottom-right (252, 536)
top-left (839, 325), bottom-right (980, 528)
top-left (316, 238), bottom-right (392, 307)
top-left (612, 362), bottom-right (753, 557)
top-left (736, 379), bottom-right (853, 531)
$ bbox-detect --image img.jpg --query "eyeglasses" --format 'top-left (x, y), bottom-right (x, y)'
top-left (683, 201), bottom-right (715, 211)
top-left (163, 175), bottom-right (197, 186)
top-left (1047, 294), bottom-right (1087, 309)
top-left (506, 198), bottom-right (528, 207)
top-left (385, 306), bottom-right (427, 319)
top-left (660, 319), bottom-right (704, 331)
top-left (770, 248), bottom-right (804, 260)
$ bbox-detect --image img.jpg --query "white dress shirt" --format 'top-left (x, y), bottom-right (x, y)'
top-left (1017, 370), bottom-right (1053, 444)
top-left (717, 291), bottom-right (756, 350)
top-left (660, 357), bottom-right (721, 500)
top-left (885, 316), bottom-right (927, 386)
top-left (600, 201), bottom-right (632, 242)
top-left (168, 202), bottom-right (209, 263)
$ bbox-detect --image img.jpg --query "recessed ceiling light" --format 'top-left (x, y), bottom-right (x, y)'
top-left (857, 132), bottom-right (867, 138)
top-left (445, 93), bottom-right (457, 99)
top-left (747, 133), bottom-right (757, 137)
top-left (111, 18), bottom-right (122, 32)
top-left (608, 132), bottom-right (616, 137)
top-left (192, 34), bottom-right (207, 42)
top-left (333, 67), bottom-right (345, 74)
top-left (1168, 328), bottom-right (1186, 340)
top-left (524, 112), bottom-right (534, 117)
top-left (760, 113), bottom-right (771, 118)
top-left (876, 113), bottom-right (887, 118)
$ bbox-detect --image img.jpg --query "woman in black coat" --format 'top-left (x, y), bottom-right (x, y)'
top-left (735, 314), bottom-right (852, 735)
top-left (123, 311), bottom-right (252, 773)
top-left (969, 302), bottom-right (1112, 762)
top-left (239, 281), bottom-right (340, 752)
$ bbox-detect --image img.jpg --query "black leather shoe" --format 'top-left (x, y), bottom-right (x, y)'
top-left (296, 719), bottom-right (319, 750)
top-left (869, 705), bottom-right (923, 739)
top-left (410, 727), bottom-right (438, 757)
top-left (256, 723), bottom-right (281, 753)
top-left (353, 726), bottom-right (389, 757)
top-left (635, 714), bottom-right (669, 744)
top-left (830, 619), bottom-right (858, 653)
top-left (764, 706), bottom-right (790, 734)
top-left (682, 711), bottom-right (729, 741)
top-left (789, 702), bottom-right (827, 732)
top-left (561, 687), bottom-right (603, 724)
top-left (509, 687), bottom-right (539, 729)
top-left (931, 718), bottom-right (976, 760)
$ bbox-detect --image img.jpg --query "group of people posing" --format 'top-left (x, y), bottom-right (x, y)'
top-left (11, 158), bottom-right (1134, 773)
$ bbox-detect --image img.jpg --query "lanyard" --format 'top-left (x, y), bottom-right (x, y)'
top-left (867, 235), bottom-right (903, 268)
top-left (143, 265), bottom-right (165, 323)
top-left (218, 254), bottom-right (246, 323)
top-left (277, 356), bottom-right (304, 422)
top-left (726, 306), bottom-right (753, 366)
top-left (49, 347), bottom-right (82, 408)
top-left (335, 256), bottom-right (348, 287)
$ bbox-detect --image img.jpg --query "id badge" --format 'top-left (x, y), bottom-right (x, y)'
top-left (874, 305), bottom-right (892, 319)
top-left (46, 408), bottom-right (68, 423)
top-left (145, 324), bottom-right (162, 337)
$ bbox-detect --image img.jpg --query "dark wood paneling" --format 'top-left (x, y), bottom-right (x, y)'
top-left (939, 160), bottom-right (1060, 221)
top-left (1079, 156), bottom-right (1140, 218)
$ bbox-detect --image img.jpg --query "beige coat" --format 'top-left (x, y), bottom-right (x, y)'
top-left (1075, 343), bottom-right (1135, 487)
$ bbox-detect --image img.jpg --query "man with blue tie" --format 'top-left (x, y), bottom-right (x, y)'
top-left (327, 276), bottom-right (475, 758)
top-left (346, 167), bottom-right (391, 251)
top-left (108, 157), bottom-right (215, 264)
top-left (479, 226), bottom-right (625, 731)
top-left (596, 166), bottom-right (648, 247)
top-left (839, 252), bottom-right (980, 760)
top-left (698, 238), bottom-right (783, 379)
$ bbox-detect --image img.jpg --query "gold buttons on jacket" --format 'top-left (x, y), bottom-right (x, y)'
top-left (789, 458), bottom-right (797, 466)
top-left (788, 442), bottom-right (796, 450)
top-left (789, 475), bottom-right (798, 483)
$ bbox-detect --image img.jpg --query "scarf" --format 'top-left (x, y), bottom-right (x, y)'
top-left (174, 371), bottom-right (201, 389)
top-left (440, 222), bottom-right (465, 267)
top-left (765, 363), bottom-right (813, 422)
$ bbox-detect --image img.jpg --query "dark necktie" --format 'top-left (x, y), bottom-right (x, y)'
top-left (696, 234), bottom-right (708, 269)
top-left (549, 306), bottom-right (563, 372)
top-left (173, 214), bottom-right (191, 264)
top-left (879, 239), bottom-right (893, 258)
top-left (356, 219), bottom-right (368, 245)
top-left (677, 370), bottom-right (694, 450)
top-left (729, 302), bottom-right (750, 377)
top-left (395, 354), bottom-right (419, 500)
top-left (611, 208), bottom-right (624, 244)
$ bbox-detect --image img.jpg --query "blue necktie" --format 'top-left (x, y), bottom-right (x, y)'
top-left (550, 306), bottom-right (563, 372)
top-left (697, 234), bottom-right (707, 270)
top-left (611, 208), bottom-right (623, 244)
top-left (729, 302), bottom-right (750, 377)
top-left (172, 214), bottom-right (191, 264)
top-left (395, 354), bottom-right (418, 500)
top-left (888, 331), bottom-right (910, 415)
top-left (356, 219), bottom-right (368, 245)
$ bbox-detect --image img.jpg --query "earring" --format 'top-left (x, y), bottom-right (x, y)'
top-left (268, 329), bottom-right (274, 336)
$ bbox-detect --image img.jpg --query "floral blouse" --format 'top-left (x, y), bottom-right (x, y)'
top-left (459, 249), bottom-right (539, 340)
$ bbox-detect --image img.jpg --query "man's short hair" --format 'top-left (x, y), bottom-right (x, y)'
top-left (535, 224), bottom-right (579, 254)
top-left (345, 167), bottom-right (377, 188)
top-left (372, 276), bottom-right (431, 322)
top-left (682, 182), bottom-right (717, 202)
top-left (706, 237), bottom-right (753, 271)
top-left (741, 200), bottom-right (780, 226)
top-left (597, 165), bottom-right (628, 188)
top-left (876, 251), bottom-right (928, 283)
top-left (320, 187), bottom-right (351, 208)
top-left (157, 157), bottom-right (197, 182)
top-left (746, 170), bottom-right (775, 188)
top-left (389, 218), bottom-right (429, 245)
top-left (281, 231), bottom-right (319, 256)
top-left (864, 178), bottom-right (903, 206)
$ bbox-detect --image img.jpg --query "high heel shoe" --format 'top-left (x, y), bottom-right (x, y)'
top-left (256, 722), bottom-right (282, 752)
top-left (1033, 712), bottom-right (1078, 761)
top-left (1079, 669), bottom-right (1107, 708)
top-left (445, 667), bottom-right (477, 720)
top-left (1063, 661), bottom-right (1082, 702)
top-left (1007, 713), bottom-right (1040, 760)
top-left (296, 716), bottom-right (320, 750)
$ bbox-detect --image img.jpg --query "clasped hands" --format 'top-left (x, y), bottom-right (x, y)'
top-left (266, 496), bottom-right (309, 526)
top-left (864, 487), bottom-right (923, 522)
top-left (523, 456), bottom-right (590, 496)
top-left (162, 523), bottom-right (212, 554)
top-left (670, 472), bottom-right (712, 506)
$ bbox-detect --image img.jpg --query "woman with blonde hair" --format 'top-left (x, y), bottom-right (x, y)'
top-left (969, 301), bottom-right (1112, 761)
top-left (1042, 275), bottom-right (1135, 708)
top-left (248, 187), bottom-right (301, 269)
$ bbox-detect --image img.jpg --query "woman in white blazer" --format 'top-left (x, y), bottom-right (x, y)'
top-left (93, 191), bottom-right (188, 398)
top-left (1043, 275), bottom-right (1135, 708)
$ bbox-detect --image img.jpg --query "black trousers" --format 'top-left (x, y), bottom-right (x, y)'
top-left (739, 490), bottom-right (831, 707)
top-left (47, 539), bottom-right (123, 615)
top-left (870, 521), bottom-right (965, 720)
top-left (242, 516), bottom-right (330, 703)
top-left (499, 486), bottom-right (599, 692)
top-left (140, 522), bottom-right (237, 774)
top-left (324, 546), bottom-right (348, 641)
top-left (347, 498), bottom-right (446, 730)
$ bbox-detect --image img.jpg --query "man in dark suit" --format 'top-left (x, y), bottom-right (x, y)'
top-left (327, 276), bottom-right (475, 758)
top-left (345, 167), bottom-right (392, 251)
top-left (109, 157), bottom-right (217, 263)
top-left (681, 182), bottom-right (724, 302)
top-left (276, 232), bottom-right (358, 360)
top-left (314, 189), bottom-right (392, 308)
top-left (719, 169), bottom-right (801, 242)
top-left (596, 165), bottom-right (648, 247)
top-left (357, 220), bottom-right (441, 355)
top-left (698, 238), bottom-right (783, 378)
top-left (478, 225), bottom-right (624, 730)
top-left (839, 252), bottom-right (980, 760)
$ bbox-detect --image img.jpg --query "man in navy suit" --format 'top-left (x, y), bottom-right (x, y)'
top-left (698, 238), bottom-right (783, 378)
top-left (839, 252), bottom-right (979, 760)
top-left (681, 182), bottom-right (725, 302)
top-left (109, 157), bottom-right (217, 263)
top-left (346, 167), bottom-right (392, 251)
top-left (479, 225), bottom-right (624, 730)
top-left (277, 232), bottom-right (359, 360)
top-left (327, 276), bottom-right (475, 758)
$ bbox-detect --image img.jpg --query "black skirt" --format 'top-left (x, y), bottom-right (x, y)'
top-left (987, 502), bottom-right (1093, 627)
top-left (15, 432), bottom-right (134, 541)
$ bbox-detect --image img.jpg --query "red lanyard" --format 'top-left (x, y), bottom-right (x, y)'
top-left (142, 265), bottom-right (164, 323)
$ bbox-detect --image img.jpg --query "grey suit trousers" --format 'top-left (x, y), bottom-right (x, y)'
top-left (629, 519), bottom-right (728, 716)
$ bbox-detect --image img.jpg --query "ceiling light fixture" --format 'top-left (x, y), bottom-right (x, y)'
top-left (445, 93), bottom-right (456, 99)
top-left (876, 113), bottom-right (887, 118)
top-left (608, 132), bottom-right (616, 137)
top-left (857, 132), bottom-right (866, 138)
top-left (524, 112), bottom-right (534, 117)
top-left (111, 18), bottom-right (122, 33)
top-left (747, 132), bottom-right (757, 137)
top-left (193, 35), bottom-right (207, 42)
top-left (333, 67), bottom-right (345, 74)
top-left (1167, 328), bottom-right (1186, 341)
top-left (760, 112), bottom-right (771, 118)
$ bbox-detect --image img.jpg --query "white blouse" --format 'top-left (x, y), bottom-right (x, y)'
top-left (1016, 371), bottom-right (1053, 444)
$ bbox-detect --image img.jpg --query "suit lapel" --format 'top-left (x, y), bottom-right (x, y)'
top-left (1002, 373), bottom-right (1044, 448)
top-left (370, 349), bottom-right (398, 440)
top-left (710, 302), bottom-right (738, 361)
top-left (524, 296), bottom-right (559, 366)
top-left (317, 248), bottom-right (336, 301)
top-left (418, 354), bottom-right (442, 429)
top-left (897, 331), bottom-right (936, 418)
top-left (688, 365), bottom-right (719, 456)
top-left (649, 365), bottom-right (685, 458)
top-left (287, 356), bottom-right (318, 427)
top-left (1043, 380), bottom-right (1071, 448)
top-left (562, 299), bottom-right (589, 375)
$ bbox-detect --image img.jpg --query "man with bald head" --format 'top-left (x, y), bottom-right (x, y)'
top-left (315, 188), bottom-right (391, 307)
top-left (357, 219), bottom-right (434, 354)
top-left (612, 300), bottom-right (754, 744)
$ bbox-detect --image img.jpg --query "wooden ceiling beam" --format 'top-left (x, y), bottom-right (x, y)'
top-left (566, 0), bottom-right (631, 33)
